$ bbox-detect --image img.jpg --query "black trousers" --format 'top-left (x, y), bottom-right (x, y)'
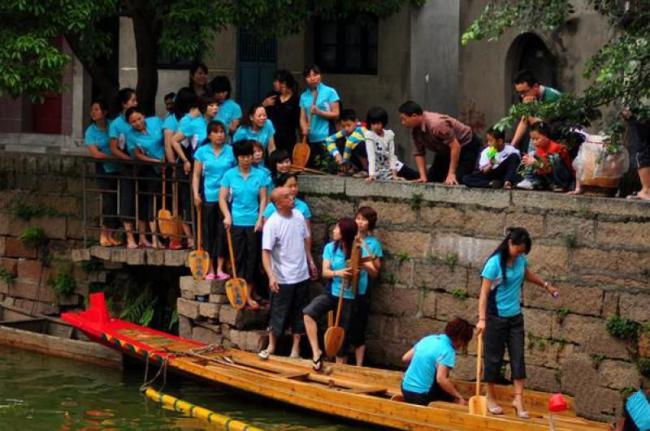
top-left (307, 140), bottom-right (326, 168)
top-left (177, 164), bottom-right (193, 222)
top-left (116, 169), bottom-right (135, 222)
top-left (137, 166), bottom-right (159, 222)
top-left (95, 164), bottom-right (119, 229)
top-left (230, 226), bottom-right (259, 283)
top-left (401, 381), bottom-right (454, 406)
top-left (427, 134), bottom-right (482, 184)
top-left (202, 202), bottom-right (225, 268)
top-left (483, 313), bottom-right (526, 383)
top-left (397, 164), bottom-right (420, 180)
top-left (349, 294), bottom-right (370, 347)
top-left (462, 153), bottom-right (522, 187)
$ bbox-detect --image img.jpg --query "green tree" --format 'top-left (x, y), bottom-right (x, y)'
top-left (0, 0), bottom-right (422, 115)
top-left (462, 0), bottom-right (649, 141)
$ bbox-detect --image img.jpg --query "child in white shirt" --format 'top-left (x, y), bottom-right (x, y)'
top-left (462, 127), bottom-right (521, 189)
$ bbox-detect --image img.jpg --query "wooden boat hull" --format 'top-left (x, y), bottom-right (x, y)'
top-left (0, 304), bottom-right (122, 369)
top-left (62, 294), bottom-right (608, 431)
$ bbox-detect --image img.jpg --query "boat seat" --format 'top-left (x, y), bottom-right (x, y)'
top-left (280, 371), bottom-right (310, 380)
top-left (344, 386), bottom-right (387, 395)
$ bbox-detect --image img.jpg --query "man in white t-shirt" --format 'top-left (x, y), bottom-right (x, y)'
top-left (259, 187), bottom-right (315, 360)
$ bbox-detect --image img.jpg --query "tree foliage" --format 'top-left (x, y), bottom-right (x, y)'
top-left (462, 0), bottom-right (650, 141)
top-left (0, 0), bottom-right (423, 112)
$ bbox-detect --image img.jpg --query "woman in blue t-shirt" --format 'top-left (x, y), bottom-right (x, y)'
top-left (210, 76), bottom-right (242, 136)
top-left (233, 103), bottom-right (276, 154)
top-left (401, 318), bottom-right (474, 406)
top-left (125, 107), bottom-right (165, 249)
top-left (83, 99), bottom-right (123, 247)
top-left (476, 227), bottom-right (559, 418)
top-left (192, 120), bottom-right (236, 280)
top-left (303, 217), bottom-right (377, 371)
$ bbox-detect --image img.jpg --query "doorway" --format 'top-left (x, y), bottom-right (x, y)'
top-left (237, 29), bottom-right (277, 114)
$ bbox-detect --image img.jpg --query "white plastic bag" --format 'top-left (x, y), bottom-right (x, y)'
top-left (572, 130), bottom-right (629, 187)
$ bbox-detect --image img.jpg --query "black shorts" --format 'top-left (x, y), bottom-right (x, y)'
top-left (303, 292), bottom-right (355, 355)
top-left (269, 279), bottom-right (310, 337)
top-left (348, 294), bottom-right (370, 347)
top-left (483, 313), bottom-right (526, 383)
top-left (401, 381), bottom-right (454, 406)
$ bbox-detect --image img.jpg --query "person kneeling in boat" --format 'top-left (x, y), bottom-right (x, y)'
top-left (401, 318), bottom-right (474, 406)
top-left (259, 187), bottom-right (316, 360)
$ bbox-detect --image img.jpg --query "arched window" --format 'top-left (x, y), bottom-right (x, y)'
top-left (505, 33), bottom-right (557, 106)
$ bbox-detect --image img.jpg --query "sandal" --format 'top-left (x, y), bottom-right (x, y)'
top-left (512, 402), bottom-right (530, 419)
top-left (258, 349), bottom-right (270, 360)
top-left (247, 300), bottom-right (260, 311)
top-left (312, 353), bottom-right (324, 372)
top-left (487, 402), bottom-right (504, 415)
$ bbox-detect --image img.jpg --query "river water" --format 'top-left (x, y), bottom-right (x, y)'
top-left (0, 346), bottom-right (377, 431)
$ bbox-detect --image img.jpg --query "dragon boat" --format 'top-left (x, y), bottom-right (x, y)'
top-left (62, 293), bottom-right (609, 431)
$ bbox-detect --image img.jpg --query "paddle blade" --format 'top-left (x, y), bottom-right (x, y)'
top-left (292, 141), bottom-right (310, 168)
top-left (225, 278), bottom-right (247, 310)
top-left (158, 209), bottom-right (176, 238)
top-left (323, 326), bottom-right (345, 357)
top-left (188, 250), bottom-right (210, 280)
top-left (468, 395), bottom-right (488, 416)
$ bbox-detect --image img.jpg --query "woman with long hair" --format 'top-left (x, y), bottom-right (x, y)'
top-left (233, 103), bottom-right (276, 155)
top-left (303, 217), bottom-right (377, 371)
top-left (263, 69), bottom-right (300, 154)
top-left (476, 227), bottom-right (559, 418)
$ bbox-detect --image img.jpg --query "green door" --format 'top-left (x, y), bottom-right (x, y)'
top-left (237, 29), bottom-right (277, 114)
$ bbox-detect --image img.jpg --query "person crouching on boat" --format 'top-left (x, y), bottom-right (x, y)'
top-left (303, 217), bottom-right (377, 371)
top-left (259, 187), bottom-right (316, 360)
top-left (401, 317), bottom-right (474, 406)
top-left (476, 227), bottom-right (559, 418)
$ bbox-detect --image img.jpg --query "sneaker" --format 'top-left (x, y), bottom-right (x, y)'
top-left (516, 179), bottom-right (535, 190)
top-left (205, 273), bottom-right (216, 281)
top-left (258, 349), bottom-right (270, 360)
top-left (216, 272), bottom-right (230, 281)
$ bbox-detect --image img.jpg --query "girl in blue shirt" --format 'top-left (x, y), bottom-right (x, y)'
top-left (219, 140), bottom-right (268, 310)
top-left (401, 318), bottom-right (474, 406)
top-left (192, 121), bottom-right (236, 281)
top-left (210, 76), bottom-right (242, 136)
top-left (108, 88), bottom-right (138, 248)
top-left (84, 99), bottom-right (124, 248)
top-left (125, 107), bottom-right (165, 249)
top-left (348, 206), bottom-right (382, 366)
top-left (476, 227), bottom-right (559, 418)
top-left (303, 218), bottom-right (377, 371)
top-left (233, 103), bottom-right (276, 154)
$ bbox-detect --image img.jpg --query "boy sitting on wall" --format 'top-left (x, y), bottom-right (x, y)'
top-left (323, 109), bottom-right (368, 176)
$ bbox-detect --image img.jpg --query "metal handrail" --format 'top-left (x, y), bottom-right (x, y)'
top-left (80, 156), bottom-right (196, 248)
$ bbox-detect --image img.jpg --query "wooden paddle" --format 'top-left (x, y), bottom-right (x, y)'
top-left (169, 168), bottom-right (182, 242)
top-left (469, 335), bottom-right (488, 416)
top-left (187, 205), bottom-right (210, 280)
top-left (290, 164), bottom-right (327, 175)
top-left (292, 90), bottom-right (318, 168)
top-left (324, 239), bottom-right (362, 357)
top-left (158, 167), bottom-right (176, 237)
top-left (225, 228), bottom-right (247, 310)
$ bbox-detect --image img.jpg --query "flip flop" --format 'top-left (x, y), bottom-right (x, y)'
top-left (627, 193), bottom-right (650, 201)
top-left (247, 300), bottom-right (260, 311)
top-left (312, 353), bottom-right (324, 372)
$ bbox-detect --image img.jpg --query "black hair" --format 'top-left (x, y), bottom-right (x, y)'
top-left (366, 107), bottom-right (389, 127)
top-left (269, 149), bottom-right (291, 175)
top-left (356, 206), bottom-right (378, 231)
top-left (513, 70), bottom-right (539, 87)
top-left (189, 62), bottom-right (208, 88)
top-left (164, 92), bottom-right (175, 101)
top-left (486, 126), bottom-right (505, 141)
top-left (335, 217), bottom-right (358, 259)
top-left (398, 100), bottom-right (423, 116)
top-left (209, 76), bottom-right (232, 98)
top-left (173, 87), bottom-right (198, 120)
top-left (90, 99), bottom-right (108, 112)
top-left (116, 88), bottom-right (136, 112)
top-left (274, 69), bottom-right (297, 90)
top-left (124, 106), bottom-right (144, 123)
top-left (242, 103), bottom-right (265, 128)
top-left (444, 318), bottom-right (474, 348)
top-left (340, 109), bottom-right (357, 123)
top-left (303, 64), bottom-right (321, 78)
top-left (206, 120), bottom-right (227, 137)
top-left (488, 227), bottom-right (532, 288)
top-left (273, 172), bottom-right (298, 187)
top-left (233, 139), bottom-right (255, 158)
top-left (529, 121), bottom-right (552, 138)
top-left (199, 95), bottom-right (217, 114)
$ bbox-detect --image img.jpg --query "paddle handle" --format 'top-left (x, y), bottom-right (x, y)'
top-left (226, 228), bottom-right (238, 279)
top-left (161, 167), bottom-right (166, 210)
top-left (333, 274), bottom-right (345, 327)
top-left (196, 204), bottom-right (202, 252)
top-left (475, 335), bottom-right (483, 397)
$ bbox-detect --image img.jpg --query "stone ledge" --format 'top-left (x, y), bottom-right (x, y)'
top-left (76, 246), bottom-right (190, 267)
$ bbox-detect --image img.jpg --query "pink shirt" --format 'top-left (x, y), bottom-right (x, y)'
top-left (412, 112), bottom-right (473, 156)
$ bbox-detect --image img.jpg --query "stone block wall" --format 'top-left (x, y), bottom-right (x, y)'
top-left (299, 175), bottom-right (650, 420)
top-left (0, 153), bottom-right (94, 313)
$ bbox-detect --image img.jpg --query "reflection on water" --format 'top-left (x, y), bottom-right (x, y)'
top-left (0, 347), bottom-right (376, 431)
